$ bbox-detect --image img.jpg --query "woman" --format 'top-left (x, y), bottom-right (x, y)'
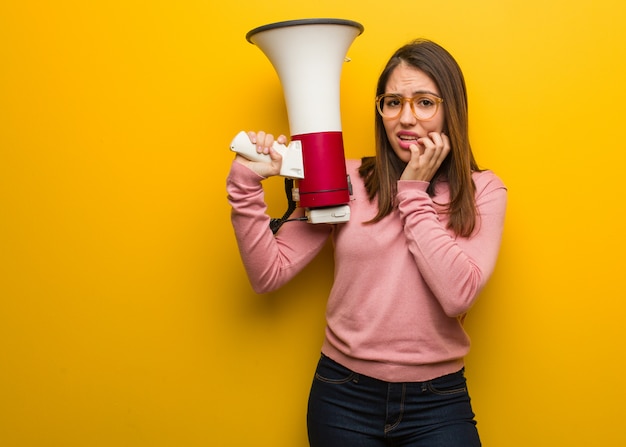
top-left (227, 39), bottom-right (507, 447)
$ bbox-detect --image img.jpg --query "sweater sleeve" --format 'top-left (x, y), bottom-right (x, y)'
top-left (397, 172), bottom-right (507, 317)
top-left (226, 161), bottom-right (333, 294)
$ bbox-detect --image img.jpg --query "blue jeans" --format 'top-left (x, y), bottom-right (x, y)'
top-left (307, 354), bottom-right (481, 447)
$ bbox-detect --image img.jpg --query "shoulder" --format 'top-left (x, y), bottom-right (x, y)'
top-left (471, 170), bottom-right (507, 212)
top-left (346, 158), bottom-right (363, 174)
top-left (472, 169), bottom-right (507, 194)
top-left (345, 158), bottom-right (366, 181)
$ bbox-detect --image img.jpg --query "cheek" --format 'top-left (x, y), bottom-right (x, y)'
top-left (382, 118), bottom-right (395, 136)
top-left (425, 122), bottom-right (444, 133)
top-left (424, 111), bottom-right (445, 133)
top-left (435, 111), bottom-right (446, 132)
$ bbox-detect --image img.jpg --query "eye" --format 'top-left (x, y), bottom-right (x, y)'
top-left (384, 95), bottom-right (402, 108)
top-left (414, 96), bottom-right (436, 108)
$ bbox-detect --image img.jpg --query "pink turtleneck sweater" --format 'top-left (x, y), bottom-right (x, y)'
top-left (227, 158), bottom-right (507, 382)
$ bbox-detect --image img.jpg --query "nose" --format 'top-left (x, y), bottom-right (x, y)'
top-left (398, 100), bottom-right (417, 125)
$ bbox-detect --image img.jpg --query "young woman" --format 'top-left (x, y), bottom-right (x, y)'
top-left (227, 39), bottom-right (507, 447)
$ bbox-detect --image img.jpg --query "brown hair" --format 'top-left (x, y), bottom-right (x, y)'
top-left (359, 39), bottom-right (481, 237)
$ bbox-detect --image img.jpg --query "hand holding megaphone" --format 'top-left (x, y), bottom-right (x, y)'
top-left (230, 130), bottom-right (305, 179)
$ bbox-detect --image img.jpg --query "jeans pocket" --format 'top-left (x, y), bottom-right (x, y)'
top-left (426, 369), bottom-right (468, 395)
top-left (314, 355), bottom-right (358, 384)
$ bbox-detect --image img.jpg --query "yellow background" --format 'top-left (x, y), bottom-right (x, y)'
top-left (1, 1), bottom-right (625, 446)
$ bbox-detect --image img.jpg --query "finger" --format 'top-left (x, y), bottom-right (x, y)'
top-left (255, 131), bottom-right (266, 152)
top-left (408, 144), bottom-right (424, 164)
top-left (247, 131), bottom-right (257, 145)
top-left (267, 145), bottom-right (283, 162)
top-left (428, 132), bottom-right (445, 149)
top-left (276, 134), bottom-right (288, 145)
top-left (264, 133), bottom-right (275, 147)
top-left (440, 133), bottom-right (451, 161)
top-left (417, 136), bottom-right (436, 158)
top-left (441, 132), bottom-right (450, 148)
top-left (262, 133), bottom-right (276, 154)
top-left (419, 138), bottom-right (446, 171)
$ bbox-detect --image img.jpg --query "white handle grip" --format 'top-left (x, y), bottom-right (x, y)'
top-left (229, 131), bottom-right (304, 179)
top-left (229, 131), bottom-right (283, 162)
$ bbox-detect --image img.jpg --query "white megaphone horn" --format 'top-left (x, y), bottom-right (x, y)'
top-left (230, 18), bottom-right (364, 226)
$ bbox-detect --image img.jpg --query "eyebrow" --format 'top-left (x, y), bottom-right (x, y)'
top-left (386, 90), bottom-right (440, 97)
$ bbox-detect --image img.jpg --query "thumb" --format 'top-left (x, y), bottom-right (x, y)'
top-left (268, 145), bottom-right (284, 163)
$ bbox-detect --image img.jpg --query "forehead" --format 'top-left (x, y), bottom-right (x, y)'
top-left (385, 63), bottom-right (439, 95)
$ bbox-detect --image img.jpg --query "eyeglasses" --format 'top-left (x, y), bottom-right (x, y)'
top-left (375, 93), bottom-right (443, 121)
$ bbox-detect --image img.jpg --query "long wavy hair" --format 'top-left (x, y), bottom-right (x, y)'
top-left (359, 39), bottom-right (481, 237)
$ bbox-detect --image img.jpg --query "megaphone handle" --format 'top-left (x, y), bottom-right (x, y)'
top-left (230, 131), bottom-right (286, 163)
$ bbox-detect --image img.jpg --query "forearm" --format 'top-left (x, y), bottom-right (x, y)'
top-left (227, 161), bottom-right (331, 293)
top-left (397, 177), bottom-right (507, 316)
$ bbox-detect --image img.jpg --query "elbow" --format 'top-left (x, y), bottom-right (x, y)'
top-left (246, 269), bottom-right (286, 295)
top-left (242, 258), bottom-right (286, 294)
top-left (441, 296), bottom-right (478, 318)
top-left (439, 273), bottom-right (484, 318)
top-left (248, 275), bottom-right (281, 294)
top-left (250, 282), bottom-right (278, 295)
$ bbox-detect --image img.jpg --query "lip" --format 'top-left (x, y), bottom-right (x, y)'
top-left (396, 132), bottom-right (420, 150)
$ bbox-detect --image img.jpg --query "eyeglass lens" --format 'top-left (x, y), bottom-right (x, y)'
top-left (377, 94), bottom-right (440, 120)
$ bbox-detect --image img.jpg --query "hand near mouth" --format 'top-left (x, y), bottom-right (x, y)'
top-left (400, 132), bottom-right (451, 182)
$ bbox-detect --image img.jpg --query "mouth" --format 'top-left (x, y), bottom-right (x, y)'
top-left (397, 133), bottom-right (419, 149)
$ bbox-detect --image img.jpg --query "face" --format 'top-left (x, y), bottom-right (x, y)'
top-left (381, 63), bottom-right (445, 163)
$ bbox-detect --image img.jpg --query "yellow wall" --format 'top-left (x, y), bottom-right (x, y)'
top-left (1, 1), bottom-right (625, 446)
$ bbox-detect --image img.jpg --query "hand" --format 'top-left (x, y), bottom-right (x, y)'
top-left (234, 131), bottom-right (287, 178)
top-left (400, 132), bottom-right (451, 182)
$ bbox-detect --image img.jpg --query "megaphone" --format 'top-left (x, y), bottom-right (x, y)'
top-left (230, 18), bottom-right (364, 227)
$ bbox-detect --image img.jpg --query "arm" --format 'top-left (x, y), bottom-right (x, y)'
top-left (226, 135), bottom-right (332, 294)
top-left (397, 173), bottom-right (507, 317)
